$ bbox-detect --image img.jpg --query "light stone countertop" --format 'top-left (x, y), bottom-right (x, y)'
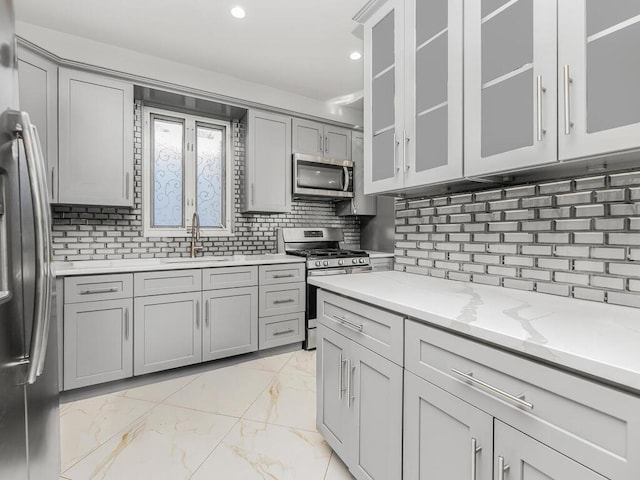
top-left (53, 254), bottom-right (305, 277)
top-left (309, 270), bottom-right (640, 394)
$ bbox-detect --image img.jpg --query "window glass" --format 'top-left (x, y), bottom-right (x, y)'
top-left (152, 117), bottom-right (184, 227)
top-left (196, 124), bottom-right (225, 227)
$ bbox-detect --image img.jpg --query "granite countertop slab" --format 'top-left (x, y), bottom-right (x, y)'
top-left (309, 270), bottom-right (640, 394)
top-left (53, 254), bottom-right (305, 277)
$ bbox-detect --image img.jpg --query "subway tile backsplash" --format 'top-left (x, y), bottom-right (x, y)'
top-left (394, 174), bottom-right (640, 308)
top-left (51, 102), bottom-right (359, 262)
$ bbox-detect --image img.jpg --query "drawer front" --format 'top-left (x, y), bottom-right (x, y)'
top-left (134, 269), bottom-right (201, 296)
top-left (258, 263), bottom-right (305, 285)
top-left (202, 266), bottom-right (258, 290)
top-left (259, 282), bottom-right (305, 317)
top-left (405, 320), bottom-right (640, 479)
top-left (318, 289), bottom-right (403, 366)
top-left (259, 312), bottom-right (305, 350)
top-left (65, 274), bottom-right (133, 303)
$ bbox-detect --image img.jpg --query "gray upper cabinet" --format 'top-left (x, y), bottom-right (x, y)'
top-left (292, 118), bottom-right (352, 161)
top-left (202, 286), bottom-right (258, 361)
top-left (403, 371), bottom-right (493, 480)
top-left (464, 0), bottom-right (558, 177)
top-left (134, 292), bottom-right (202, 375)
top-left (404, 0), bottom-right (463, 188)
top-left (243, 110), bottom-right (292, 213)
top-left (17, 47), bottom-right (59, 204)
top-left (558, 1), bottom-right (640, 161)
top-left (58, 68), bottom-right (134, 206)
top-left (336, 133), bottom-right (377, 216)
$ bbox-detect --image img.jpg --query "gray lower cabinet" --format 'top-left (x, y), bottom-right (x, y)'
top-left (403, 370), bottom-right (493, 480)
top-left (202, 286), bottom-right (258, 361)
top-left (63, 299), bottom-right (133, 390)
top-left (134, 292), bottom-right (202, 375)
top-left (317, 323), bottom-right (403, 480)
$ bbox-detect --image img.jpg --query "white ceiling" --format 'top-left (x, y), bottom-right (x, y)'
top-left (15, 0), bottom-right (365, 107)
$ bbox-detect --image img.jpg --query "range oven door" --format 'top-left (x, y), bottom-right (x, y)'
top-left (293, 153), bottom-right (353, 199)
top-left (305, 266), bottom-right (372, 350)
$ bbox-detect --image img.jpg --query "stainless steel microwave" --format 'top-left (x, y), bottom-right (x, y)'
top-left (293, 153), bottom-right (354, 199)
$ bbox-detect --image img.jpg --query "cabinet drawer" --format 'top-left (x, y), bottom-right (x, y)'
top-left (259, 312), bottom-right (305, 350)
top-left (65, 274), bottom-right (133, 303)
top-left (202, 266), bottom-right (257, 290)
top-left (405, 320), bottom-right (640, 479)
top-left (318, 290), bottom-right (403, 366)
top-left (134, 269), bottom-right (201, 296)
top-left (258, 263), bottom-right (305, 285)
top-left (259, 282), bottom-right (305, 317)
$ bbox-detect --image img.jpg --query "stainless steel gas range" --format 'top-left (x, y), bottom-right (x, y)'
top-left (278, 227), bottom-right (371, 349)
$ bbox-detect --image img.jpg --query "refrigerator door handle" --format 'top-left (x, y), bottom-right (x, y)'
top-left (10, 110), bottom-right (53, 384)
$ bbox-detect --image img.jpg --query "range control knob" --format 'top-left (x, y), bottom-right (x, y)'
top-left (315, 261), bottom-right (322, 267)
top-left (352, 258), bottom-right (358, 265)
top-left (323, 260), bottom-right (329, 266)
top-left (338, 259), bottom-right (344, 266)
top-left (359, 258), bottom-right (366, 264)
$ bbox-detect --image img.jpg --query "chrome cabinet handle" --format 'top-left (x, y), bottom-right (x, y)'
top-left (325, 136), bottom-right (329, 153)
top-left (471, 437), bottom-right (482, 480)
top-left (80, 287), bottom-right (118, 295)
top-left (196, 300), bottom-right (200, 328)
top-left (343, 166), bottom-right (350, 192)
top-left (338, 354), bottom-right (347, 399)
top-left (318, 133), bottom-right (322, 153)
top-left (124, 308), bottom-right (129, 340)
top-left (348, 362), bottom-right (356, 408)
top-left (51, 165), bottom-right (56, 201)
top-left (536, 75), bottom-right (546, 142)
top-left (205, 300), bottom-right (209, 328)
top-left (403, 129), bottom-right (409, 172)
top-left (273, 298), bottom-right (295, 304)
top-left (393, 132), bottom-right (400, 173)
top-left (332, 314), bottom-right (364, 332)
top-left (563, 65), bottom-right (572, 135)
top-left (272, 273), bottom-right (294, 279)
top-left (251, 183), bottom-right (255, 204)
top-left (125, 172), bottom-right (130, 200)
top-left (8, 111), bottom-right (53, 384)
top-left (273, 329), bottom-right (294, 336)
top-left (451, 368), bottom-right (534, 410)
top-left (498, 456), bottom-right (509, 480)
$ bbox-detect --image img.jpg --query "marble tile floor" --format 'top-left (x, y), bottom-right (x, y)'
top-left (58, 346), bottom-right (355, 480)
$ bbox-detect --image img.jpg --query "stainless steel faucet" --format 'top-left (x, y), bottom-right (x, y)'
top-left (190, 212), bottom-right (203, 258)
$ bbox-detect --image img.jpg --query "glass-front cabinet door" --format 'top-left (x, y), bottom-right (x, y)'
top-left (559, 1), bottom-right (640, 160)
top-left (364, 0), bottom-right (405, 194)
top-left (464, 0), bottom-right (557, 177)
top-left (404, 0), bottom-right (463, 188)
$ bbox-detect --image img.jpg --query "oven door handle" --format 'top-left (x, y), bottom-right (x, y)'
top-left (343, 166), bottom-right (350, 192)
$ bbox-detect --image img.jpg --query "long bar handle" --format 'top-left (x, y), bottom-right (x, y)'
top-left (332, 314), bottom-right (364, 332)
top-left (348, 362), bottom-right (356, 408)
top-left (325, 136), bottom-right (329, 153)
top-left (498, 456), bottom-right (510, 480)
top-left (451, 368), bottom-right (534, 410)
top-left (124, 308), bottom-right (129, 340)
top-left (563, 65), bottom-right (572, 135)
top-left (343, 166), bottom-right (350, 192)
top-left (13, 111), bottom-right (53, 384)
top-left (403, 129), bottom-right (409, 172)
top-left (272, 329), bottom-right (294, 336)
top-left (471, 437), bottom-right (482, 480)
top-left (51, 165), bottom-right (56, 201)
top-left (196, 300), bottom-right (200, 328)
top-left (80, 287), bottom-right (118, 295)
top-left (273, 298), bottom-right (295, 304)
top-left (393, 132), bottom-right (400, 173)
top-left (536, 75), bottom-right (546, 142)
top-left (318, 133), bottom-right (322, 153)
top-left (205, 300), bottom-right (209, 328)
top-left (272, 274), bottom-right (294, 279)
top-left (338, 353), bottom-right (345, 399)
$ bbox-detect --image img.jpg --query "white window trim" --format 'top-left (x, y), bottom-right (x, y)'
top-left (142, 106), bottom-right (234, 238)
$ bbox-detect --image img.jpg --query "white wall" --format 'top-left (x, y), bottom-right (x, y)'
top-left (17, 22), bottom-right (364, 126)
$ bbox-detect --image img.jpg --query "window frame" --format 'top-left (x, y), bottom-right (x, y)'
top-left (142, 106), bottom-right (233, 238)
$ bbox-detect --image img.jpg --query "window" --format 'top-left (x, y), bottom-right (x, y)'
top-left (143, 107), bottom-right (233, 237)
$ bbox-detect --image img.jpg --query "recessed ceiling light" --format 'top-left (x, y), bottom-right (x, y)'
top-left (231, 6), bottom-right (246, 19)
top-left (349, 51), bottom-right (362, 61)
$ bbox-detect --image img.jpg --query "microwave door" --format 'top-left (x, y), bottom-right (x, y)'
top-left (297, 162), bottom-right (345, 191)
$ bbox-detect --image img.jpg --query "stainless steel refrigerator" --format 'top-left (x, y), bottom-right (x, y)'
top-left (0, 1), bottom-right (60, 479)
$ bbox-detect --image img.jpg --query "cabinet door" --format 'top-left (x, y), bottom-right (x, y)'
top-left (324, 125), bottom-right (352, 161)
top-left (58, 68), bottom-right (133, 206)
top-left (558, 1), bottom-right (640, 160)
top-left (202, 286), bottom-right (258, 362)
top-left (404, 0), bottom-right (463, 188)
top-left (350, 342), bottom-right (403, 480)
top-left (464, 0), bottom-right (558, 177)
top-left (17, 47), bottom-right (59, 203)
top-left (337, 133), bottom-right (377, 216)
top-left (494, 421), bottom-right (607, 480)
top-left (244, 110), bottom-right (292, 213)
top-left (64, 299), bottom-right (133, 390)
top-left (364, 0), bottom-right (405, 194)
top-left (292, 118), bottom-right (324, 156)
top-left (317, 324), bottom-right (352, 463)
top-left (134, 292), bottom-right (202, 375)
top-left (404, 371), bottom-right (493, 480)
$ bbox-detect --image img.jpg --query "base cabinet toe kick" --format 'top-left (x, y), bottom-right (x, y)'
top-left (59, 262), bottom-right (306, 391)
top-left (315, 289), bottom-right (640, 480)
